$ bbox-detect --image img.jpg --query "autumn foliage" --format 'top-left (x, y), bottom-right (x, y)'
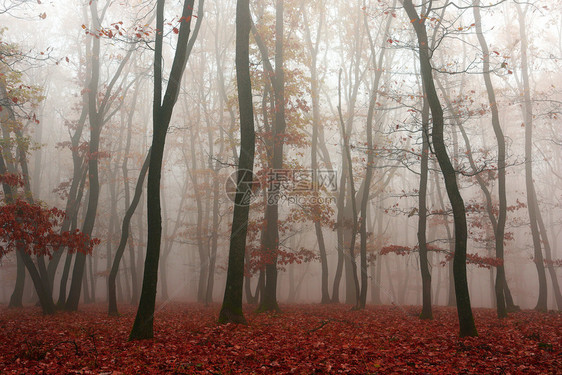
top-left (380, 244), bottom-right (504, 269)
top-left (0, 199), bottom-right (99, 259)
top-left (0, 304), bottom-right (559, 374)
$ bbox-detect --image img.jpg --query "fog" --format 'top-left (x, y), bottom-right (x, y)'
top-left (0, 0), bottom-right (560, 316)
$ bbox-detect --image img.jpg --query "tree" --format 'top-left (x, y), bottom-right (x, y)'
top-left (301, 0), bottom-right (330, 304)
top-left (516, 3), bottom-right (547, 312)
top-left (65, 0), bottom-right (134, 311)
top-left (0, 36), bottom-right (97, 314)
top-left (218, 0), bottom-right (255, 324)
top-left (256, 0), bottom-right (286, 313)
top-left (417, 92), bottom-right (432, 319)
top-left (402, 0), bottom-right (477, 337)
top-left (129, 0), bottom-right (201, 340)
top-left (358, 0), bottom-right (397, 310)
top-left (108, 149), bottom-right (150, 316)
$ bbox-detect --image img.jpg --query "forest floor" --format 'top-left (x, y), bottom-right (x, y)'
top-left (0, 303), bottom-right (560, 374)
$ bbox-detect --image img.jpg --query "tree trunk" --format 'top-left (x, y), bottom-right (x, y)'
top-left (303, 1), bottom-right (330, 305)
top-left (418, 90), bottom-right (432, 319)
top-left (516, 4), bottom-right (547, 312)
top-left (535, 200), bottom-right (562, 310)
top-left (219, 0), bottom-right (255, 325)
top-left (337, 70), bottom-right (360, 308)
top-left (257, 0), bottom-right (286, 313)
top-left (108, 150), bottom-right (150, 316)
top-left (9, 250), bottom-right (25, 308)
top-left (403, 0), bottom-right (476, 337)
top-left (472, 1), bottom-right (514, 317)
top-left (130, 0), bottom-right (198, 340)
top-left (331, 168), bottom-right (346, 303)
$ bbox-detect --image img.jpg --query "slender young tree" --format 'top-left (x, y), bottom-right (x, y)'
top-left (516, 3), bottom-right (547, 312)
top-left (108, 149), bottom-right (150, 316)
top-left (472, 0), bottom-right (515, 317)
top-left (337, 69), bottom-right (360, 307)
top-left (129, 0), bottom-right (199, 340)
top-left (302, 0), bottom-right (330, 304)
top-left (357, 1), bottom-right (397, 309)
top-left (402, 0), bottom-right (477, 337)
top-left (218, 0), bottom-right (255, 324)
top-left (418, 92), bottom-right (432, 319)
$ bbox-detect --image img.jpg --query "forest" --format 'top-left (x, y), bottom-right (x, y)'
top-left (0, 0), bottom-right (560, 373)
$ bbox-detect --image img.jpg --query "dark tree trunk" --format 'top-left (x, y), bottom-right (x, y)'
top-left (256, 0), bottom-right (286, 313)
top-left (403, 0), bottom-right (477, 337)
top-left (418, 92), bottom-right (432, 319)
top-left (129, 0), bottom-right (198, 340)
top-left (0, 91), bottom-right (56, 314)
top-left (219, 0), bottom-right (255, 325)
top-left (108, 150), bottom-right (150, 316)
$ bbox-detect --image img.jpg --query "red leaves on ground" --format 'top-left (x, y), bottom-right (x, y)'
top-left (0, 304), bottom-right (559, 374)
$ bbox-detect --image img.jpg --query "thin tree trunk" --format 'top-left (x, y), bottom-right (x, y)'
top-left (535, 201), bottom-right (562, 310)
top-left (516, 4), bottom-right (547, 312)
top-left (331, 166), bottom-right (346, 303)
top-left (302, 0), bottom-right (330, 305)
top-left (337, 70), bottom-right (360, 308)
top-left (418, 89), bottom-right (432, 319)
top-left (472, 1), bottom-right (514, 316)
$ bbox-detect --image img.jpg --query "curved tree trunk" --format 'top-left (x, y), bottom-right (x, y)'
top-left (403, 0), bottom-right (477, 337)
top-left (472, 1), bottom-right (515, 318)
top-left (108, 150), bottom-right (150, 316)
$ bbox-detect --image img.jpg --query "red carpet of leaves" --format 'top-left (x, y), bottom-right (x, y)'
top-left (0, 303), bottom-right (560, 374)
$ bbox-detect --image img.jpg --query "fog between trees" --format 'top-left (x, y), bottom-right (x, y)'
top-left (0, 0), bottom-right (561, 335)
